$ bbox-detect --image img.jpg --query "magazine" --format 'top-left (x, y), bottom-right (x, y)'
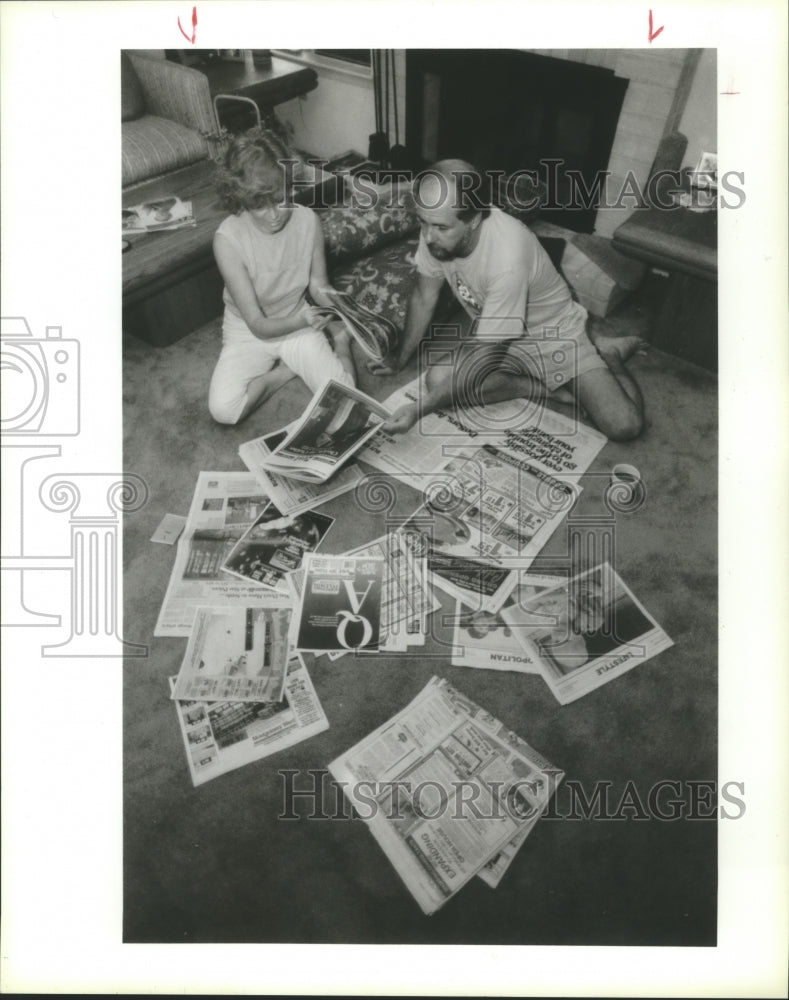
top-left (326, 532), bottom-right (439, 658)
top-left (222, 502), bottom-right (334, 592)
top-left (170, 654), bottom-right (328, 787)
top-left (239, 425), bottom-right (364, 516)
top-left (293, 554), bottom-right (384, 652)
top-left (122, 196), bottom-right (195, 233)
top-left (451, 574), bottom-right (565, 673)
top-left (328, 676), bottom-right (563, 914)
top-left (257, 380), bottom-right (391, 483)
top-left (315, 288), bottom-right (399, 363)
top-left (171, 604), bottom-right (292, 703)
top-left (155, 473), bottom-right (291, 637)
top-left (500, 562), bottom-right (674, 704)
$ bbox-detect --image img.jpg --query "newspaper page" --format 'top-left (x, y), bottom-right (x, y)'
top-left (155, 472), bottom-right (290, 637)
top-left (451, 574), bottom-right (565, 673)
top-left (500, 562), bottom-right (674, 705)
top-left (358, 376), bottom-right (606, 490)
top-left (239, 426), bottom-right (364, 516)
top-left (294, 554), bottom-right (385, 652)
top-left (258, 380), bottom-right (391, 483)
top-left (396, 442), bottom-right (582, 612)
top-left (328, 676), bottom-right (563, 914)
top-left (171, 604), bottom-right (291, 703)
top-left (222, 503), bottom-right (334, 592)
top-left (328, 532), bottom-right (440, 659)
top-left (170, 654), bottom-right (328, 787)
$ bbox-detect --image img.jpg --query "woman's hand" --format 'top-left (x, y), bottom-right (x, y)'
top-left (298, 304), bottom-right (332, 331)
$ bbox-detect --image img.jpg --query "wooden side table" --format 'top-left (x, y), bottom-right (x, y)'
top-left (612, 203), bottom-right (717, 370)
top-left (200, 57), bottom-right (318, 131)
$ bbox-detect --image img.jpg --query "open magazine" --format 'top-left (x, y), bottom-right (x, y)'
top-left (256, 381), bottom-right (391, 484)
top-left (329, 676), bottom-right (563, 914)
top-left (315, 288), bottom-right (399, 363)
top-left (122, 196), bottom-right (195, 233)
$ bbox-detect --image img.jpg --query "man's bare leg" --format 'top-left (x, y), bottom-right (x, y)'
top-left (383, 333), bottom-right (647, 440)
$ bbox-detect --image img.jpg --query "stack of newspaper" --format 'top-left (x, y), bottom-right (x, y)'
top-left (329, 676), bottom-right (564, 913)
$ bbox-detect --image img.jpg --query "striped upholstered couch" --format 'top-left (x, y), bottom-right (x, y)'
top-left (121, 52), bottom-right (218, 189)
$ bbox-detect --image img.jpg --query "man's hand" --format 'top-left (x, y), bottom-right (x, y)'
top-left (382, 402), bottom-right (419, 435)
top-left (367, 355), bottom-right (402, 377)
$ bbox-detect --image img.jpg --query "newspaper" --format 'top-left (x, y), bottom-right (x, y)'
top-left (327, 532), bottom-right (439, 658)
top-left (172, 604), bottom-right (291, 703)
top-left (358, 376), bottom-right (606, 490)
top-left (155, 473), bottom-right (290, 637)
top-left (294, 554), bottom-right (385, 652)
top-left (451, 574), bottom-right (565, 673)
top-left (500, 562), bottom-right (674, 704)
top-left (239, 425), bottom-right (363, 516)
top-left (256, 380), bottom-right (391, 483)
top-left (222, 502), bottom-right (334, 592)
top-left (396, 443), bottom-right (582, 612)
top-left (328, 676), bottom-right (563, 914)
top-left (170, 654), bottom-right (328, 786)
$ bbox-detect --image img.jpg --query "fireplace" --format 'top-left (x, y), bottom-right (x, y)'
top-left (406, 49), bottom-right (629, 233)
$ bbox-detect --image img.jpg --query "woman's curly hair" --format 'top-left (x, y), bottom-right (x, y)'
top-left (214, 126), bottom-right (298, 214)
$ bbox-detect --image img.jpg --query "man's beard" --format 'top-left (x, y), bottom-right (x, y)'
top-left (427, 244), bottom-right (457, 261)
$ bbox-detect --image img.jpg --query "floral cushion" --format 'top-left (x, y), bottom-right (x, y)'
top-left (318, 185), bottom-right (419, 267)
top-left (329, 234), bottom-right (420, 331)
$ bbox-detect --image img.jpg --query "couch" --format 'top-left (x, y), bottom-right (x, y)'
top-left (122, 52), bottom-right (218, 188)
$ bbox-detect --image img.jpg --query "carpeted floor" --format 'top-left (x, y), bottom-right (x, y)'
top-left (122, 286), bottom-right (718, 945)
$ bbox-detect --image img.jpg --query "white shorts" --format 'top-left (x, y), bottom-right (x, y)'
top-left (498, 301), bottom-right (608, 393)
top-left (208, 310), bottom-right (353, 425)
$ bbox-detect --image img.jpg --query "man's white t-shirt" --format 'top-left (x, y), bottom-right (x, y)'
top-left (414, 207), bottom-right (581, 341)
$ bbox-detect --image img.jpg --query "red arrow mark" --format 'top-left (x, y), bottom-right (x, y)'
top-left (648, 9), bottom-right (664, 43)
top-left (178, 6), bottom-right (198, 44)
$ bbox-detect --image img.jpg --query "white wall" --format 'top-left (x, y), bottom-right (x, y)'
top-left (276, 52), bottom-right (406, 160)
top-left (679, 49), bottom-right (717, 171)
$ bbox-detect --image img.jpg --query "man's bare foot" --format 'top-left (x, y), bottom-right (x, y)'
top-left (589, 332), bottom-right (650, 367)
top-left (383, 402), bottom-right (419, 434)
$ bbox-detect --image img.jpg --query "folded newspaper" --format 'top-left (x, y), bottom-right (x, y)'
top-left (256, 381), bottom-right (391, 484)
top-left (239, 425), bottom-right (364, 517)
top-left (170, 654), bottom-right (328, 786)
top-left (329, 676), bottom-right (563, 914)
top-left (316, 288), bottom-right (399, 363)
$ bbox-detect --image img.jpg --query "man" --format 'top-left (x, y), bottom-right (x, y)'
top-left (370, 160), bottom-right (646, 440)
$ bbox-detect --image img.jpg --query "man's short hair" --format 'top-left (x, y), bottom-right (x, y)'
top-left (413, 159), bottom-right (492, 220)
